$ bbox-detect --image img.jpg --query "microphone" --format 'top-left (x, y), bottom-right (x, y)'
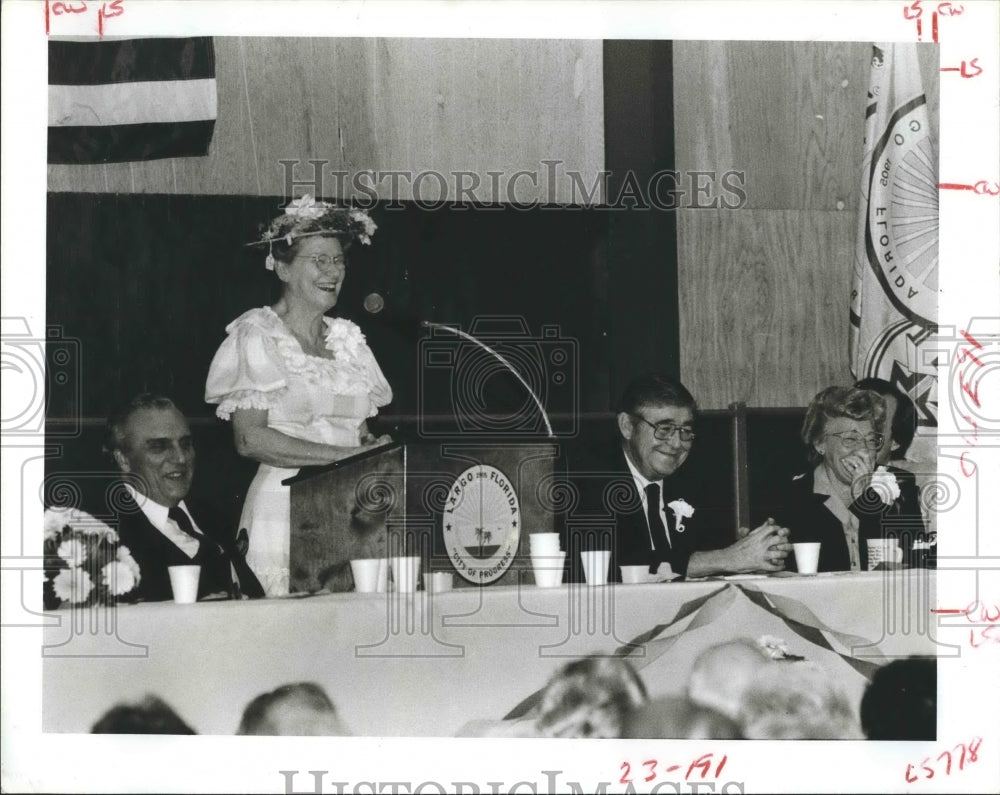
top-left (362, 292), bottom-right (424, 335)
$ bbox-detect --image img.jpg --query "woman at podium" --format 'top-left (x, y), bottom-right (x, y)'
top-left (206, 196), bottom-right (393, 595)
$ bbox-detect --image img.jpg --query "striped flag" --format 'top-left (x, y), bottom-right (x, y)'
top-left (849, 43), bottom-right (938, 462)
top-left (48, 37), bottom-right (217, 164)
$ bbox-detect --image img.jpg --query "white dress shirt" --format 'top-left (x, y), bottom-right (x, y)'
top-left (124, 484), bottom-right (202, 559)
top-left (622, 449), bottom-right (672, 552)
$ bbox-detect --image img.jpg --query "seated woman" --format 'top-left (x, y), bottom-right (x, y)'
top-left (205, 196), bottom-right (392, 596)
top-left (767, 386), bottom-right (924, 572)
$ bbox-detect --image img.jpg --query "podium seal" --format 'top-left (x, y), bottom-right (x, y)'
top-left (443, 464), bottom-right (521, 585)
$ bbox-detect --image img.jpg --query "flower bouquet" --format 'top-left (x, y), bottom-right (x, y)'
top-left (43, 507), bottom-right (141, 609)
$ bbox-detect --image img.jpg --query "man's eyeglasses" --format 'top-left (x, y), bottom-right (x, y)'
top-left (297, 254), bottom-right (345, 268)
top-left (824, 431), bottom-right (884, 450)
top-left (632, 415), bottom-right (696, 442)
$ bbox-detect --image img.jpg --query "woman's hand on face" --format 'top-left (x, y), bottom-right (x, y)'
top-left (843, 449), bottom-right (875, 494)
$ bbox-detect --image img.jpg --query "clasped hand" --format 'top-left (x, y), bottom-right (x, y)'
top-left (734, 518), bottom-right (792, 573)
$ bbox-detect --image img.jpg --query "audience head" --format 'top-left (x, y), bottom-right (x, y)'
top-left (536, 656), bottom-right (648, 739)
top-left (688, 639), bottom-right (774, 721)
top-left (623, 695), bottom-right (741, 739)
top-left (105, 393), bottom-right (194, 508)
top-left (237, 682), bottom-right (347, 736)
top-left (860, 656), bottom-right (936, 740)
top-left (91, 695), bottom-right (196, 734)
top-left (801, 386), bottom-right (886, 479)
top-left (854, 377), bottom-right (918, 463)
top-left (738, 660), bottom-right (863, 739)
top-left (616, 373), bottom-right (699, 481)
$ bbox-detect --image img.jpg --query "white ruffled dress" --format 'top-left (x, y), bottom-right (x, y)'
top-left (205, 307), bottom-right (392, 595)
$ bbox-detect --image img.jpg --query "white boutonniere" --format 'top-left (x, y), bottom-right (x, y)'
top-left (870, 466), bottom-right (901, 506)
top-left (666, 498), bottom-right (695, 533)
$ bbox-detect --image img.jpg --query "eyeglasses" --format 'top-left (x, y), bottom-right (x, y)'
top-left (297, 254), bottom-right (345, 268)
top-left (632, 415), bottom-right (696, 442)
top-left (824, 431), bottom-right (884, 450)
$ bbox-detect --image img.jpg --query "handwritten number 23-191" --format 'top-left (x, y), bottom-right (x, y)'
top-left (905, 737), bottom-right (982, 783)
top-left (621, 754), bottom-right (727, 784)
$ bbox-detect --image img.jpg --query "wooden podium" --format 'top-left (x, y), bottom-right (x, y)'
top-left (284, 441), bottom-right (560, 592)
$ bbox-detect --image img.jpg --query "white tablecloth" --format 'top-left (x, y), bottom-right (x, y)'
top-left (42, 569), bottom-right (937, 736)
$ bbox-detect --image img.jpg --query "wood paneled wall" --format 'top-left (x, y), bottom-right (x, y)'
top-left (47, 38), bottom-right (604, 203)
top-left (674, 41), bottom-right (939, 408)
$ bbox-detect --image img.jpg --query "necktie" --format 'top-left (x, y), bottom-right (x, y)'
top-left (168, 507), bottom-right (237, 597)
top-left (168, 506), bottom-right (203, 542)
top-left (644, 483), bottom-right (671, 563)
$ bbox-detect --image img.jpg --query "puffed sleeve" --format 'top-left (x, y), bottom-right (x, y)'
top-left (205, 309), bottom-right (288, 420)
top-left (361, 343), bottom-right (393, 416)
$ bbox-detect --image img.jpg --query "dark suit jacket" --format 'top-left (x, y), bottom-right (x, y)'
top-left (559, 442), bottom-right (702, 582)
top-left (114, 492), bottom-right (265, 602)
top-left (764, 465), bottom-right (927, 572)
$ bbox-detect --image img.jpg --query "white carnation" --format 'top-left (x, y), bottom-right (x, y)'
top-left (56, 538), bottom-right (87, 567)
top-left (102, 561), bottom-right (138, 596)
top-left (117, 545), bottom-right (142, 581)
top-left (870, 467), bottom-right (901, 506)
top-left (51, 567), bottom-right (94, 604)
top-left (44, 508), bottom-right (74, 539)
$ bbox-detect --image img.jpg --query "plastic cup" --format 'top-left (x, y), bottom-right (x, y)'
top-left (531, 552), bottom-right (566, 588)
top-left (390, 556), bottom-right (421, 593)
top-left (425, 572), bottom-right (453, 593)
top-left (620, 565), bottom-right (651, 584)
top-left (167, 565), bottom-right (201, 604)
top-left (866, 539), bottom-right (903, 570)
top-left (529, 533), bottom-right (561, 553)
top-left (580, 550), bottom-right (611, 586)
top-left (792, 543), bottom-right (821, 575)
top-left (350, 559), bottom-right (382, 593)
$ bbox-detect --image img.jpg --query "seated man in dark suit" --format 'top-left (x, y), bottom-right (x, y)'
top-left (105, 393), bottom-right (264, 602)
top-left (564, 373), bottom-right (791, 581)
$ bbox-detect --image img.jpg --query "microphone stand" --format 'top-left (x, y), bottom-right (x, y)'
top-left (420, 321), bottom-right (556, 439)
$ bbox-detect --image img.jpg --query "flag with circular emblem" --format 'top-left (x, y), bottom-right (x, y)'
top-left (849, 43), bottom-right (938, 463)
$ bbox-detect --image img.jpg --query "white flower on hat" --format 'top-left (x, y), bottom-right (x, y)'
top-left (350, 208), bottom-right (378, 244)
top-left (284, 194), bottom-right (331, 220)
